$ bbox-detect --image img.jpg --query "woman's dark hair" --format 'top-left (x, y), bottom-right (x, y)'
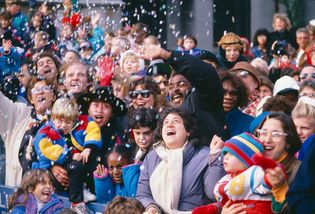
top-left (256, 112), bottom-right (301, 156)
top-left (262, 96), bottom-right (295, 115)
top-left (129, 107), bottom-right (159, 131)
top-left (253, 28), bottom-right (270, 47)
top-left (154, 107), bottom-right (205, 147)
top-left (129, 77), bottom-right (168, 111)
top-left (218, 70), bottom-right (248, 108)
top-left (106, 144), bottom-right (133, 163)
top-left (104, 196), bottom-right (145, 214)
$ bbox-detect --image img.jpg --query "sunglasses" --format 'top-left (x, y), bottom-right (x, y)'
top-left (300, 73), bottom-right (315, 80)
top-left (31, 85), bottom-right (51, 95)
top-left (236, 70), bottom-right (250, 78)
top-left (223, 88), bottom-right (238, 97)
top-left (129, 90), bottom-right (151, 99)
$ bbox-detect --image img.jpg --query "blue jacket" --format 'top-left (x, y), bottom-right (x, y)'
top-left (32, 116), bottom-right (102, 169)
top-left (11, 193), bottom-right (64, 214)
top-left (11, 12), bottom-right (30, 47)
top-left (94, 164), bottom-right (141, 203)
top-left (0, 47), bottom-right (22, 82)
top-left (226, 108), bottom-right (254, 137)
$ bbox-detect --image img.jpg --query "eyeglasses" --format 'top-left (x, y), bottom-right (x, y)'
top-left (31, 85), bottom-right (51, 94)
top-left (300, 73), bottom-right (315, 80)
top-left (154, 80), bottom-right (168, 86)
top-left (256, 129), bottom-right (288, 142)
top-left (236, 70), bottom-right (249, 78)
top-left (168, 80), bottom-right (189, 91)
top-left (299, 93), bottom-right (315, 98)
top-left (223, 88), bottom-right (238, 97)
top-left (129, 90), bottom-right (151, 99)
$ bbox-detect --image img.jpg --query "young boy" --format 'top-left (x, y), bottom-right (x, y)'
top-left (32, 98), bottom-right (102, 213)
top-left (193, 132), bottom-right (282, 214)
top-left (128, 107), bottom-right (159, 162)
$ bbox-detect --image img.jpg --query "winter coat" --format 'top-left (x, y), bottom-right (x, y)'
top-left (226, 108), bottom-right (254, 137)
top-left (0, 91), bottom-right (32, 186)
top-left (94, 164), bottom-right (141, 203)
top-left (136, 142), bottom-right (225, 211)
top-left (11, 12), bottom-right (30, 48)
top-left (0, 46), bottom-right (23, 82)
top-left (11, 193), bottom-right (63, 214)
top-left (32, 116), bottom-right (102, 169)
top-left (167, 51), bottom-right (225, 141)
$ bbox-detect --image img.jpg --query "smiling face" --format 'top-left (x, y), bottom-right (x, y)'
top-left (225, 46), bottom-right (240, 62)
top-left (88, 101), bottom-right (113, 127)
top-left (131, 85), bottom-right (155, 109)
top-left (293, 117), bottom-right (315, 142)
top-left (133, 126), bottom-right (154, 150)
top-left (258, 118), bottom-right (287, 161)
top-left (223, 152), bottom-right (247, 173)
top-left (107, 152), bottom-right (130, 184)
top-left (162, 113), bottom-right (189, 149)
top-left (31, 81), bottom-right (55, 115)
top-left (37, 56), bottom-right (57, 83)
top-left (274, 18), bottom-right (286, 31)
top-left (169, 74), bottom-right (190, 107)
top-left (64, 63), bottom-right (88, 95)
top-left (32, 174), bottom-right (54, 203)
top-left (52, 117), bottom-right (75, 135)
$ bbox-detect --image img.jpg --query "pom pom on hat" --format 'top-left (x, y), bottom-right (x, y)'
top-left (222, 132), bottom-right (264, 168)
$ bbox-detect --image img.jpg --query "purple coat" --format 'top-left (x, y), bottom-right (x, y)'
top-left (136, 142), bottom-right (225, 211)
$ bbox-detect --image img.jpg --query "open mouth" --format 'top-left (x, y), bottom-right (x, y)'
top-left (37, 97), bottom-right (46, 103)
top-left (43, 67), bottom-right (52, 75)
top-left (70, 82), bottom-right (81, 89)
top-left (166, 130), bottom-right (176, 136)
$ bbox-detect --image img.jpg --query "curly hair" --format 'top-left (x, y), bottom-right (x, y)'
top-left (129, 107), bottom-right (159, 130)
top-left (154, 107), bottom-right (205, 147)
top-left (252, 28), bottom-right (270, 47)
top-left (218, 70), bottom-right (248, 108)
top-left (262, 96), bottom-right (295, 115)
top-left (103, 196), bottom-right (145, 214)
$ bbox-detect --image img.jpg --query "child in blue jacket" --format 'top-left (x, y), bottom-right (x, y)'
top-left (32, 98), bottom-right (102, 213)
top-left (9, 168), bottom-right (64, 214)
top-left (94, 144), bottom-right (140, 204)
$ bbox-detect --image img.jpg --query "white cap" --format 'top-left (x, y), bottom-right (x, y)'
top-left (273, 76), bottom-right (300, 96)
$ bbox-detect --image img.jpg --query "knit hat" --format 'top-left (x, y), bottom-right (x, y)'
top-left (222, 132), bottom-right (264, 168)
top-left (273, 75), bottom-right (299, 96)
top-left (230, 61), bottom-right (260, 84)
top-left (218, 32), bottom-right (243, 50)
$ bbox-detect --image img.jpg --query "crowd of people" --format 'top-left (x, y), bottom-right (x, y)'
top-left (1, 0), bottom-right (315, 213)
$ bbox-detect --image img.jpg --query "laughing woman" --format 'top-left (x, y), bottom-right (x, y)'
top-left (136, 107), bottom-right (225, 213)
top-left (254, 112), bottom-right (301, 213)
top-left (0, 78), bottom-right (56, 186)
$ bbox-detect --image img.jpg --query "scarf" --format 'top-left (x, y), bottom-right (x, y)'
top-left (150, 141), bottom-right (191, 214)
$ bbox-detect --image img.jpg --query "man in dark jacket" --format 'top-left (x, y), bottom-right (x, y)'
top-left (139, 46), bottom-right (225, 141)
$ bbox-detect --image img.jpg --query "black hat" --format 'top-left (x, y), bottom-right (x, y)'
top-left (78, 86), bottom-right (127, 117)
top-left (198, 50), bottom-right (219, 65)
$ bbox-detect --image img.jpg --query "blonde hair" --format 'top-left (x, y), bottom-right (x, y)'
top-left (120, 51), bottom-right (140, 70)
top-left (292, 97), bottom-right (315, 120)
top-left (52, 98), bottom-right (79, 121)
top-left (272, 13), bottom-right (292, 31)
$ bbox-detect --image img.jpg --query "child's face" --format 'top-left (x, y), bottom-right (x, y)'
top-left (122, 57), bottom-right (140, 75)
top-left (32, 15), bottom-right (42, 28)
top-left (0, 18), bottom-right (10, 28)
top-left (107, 152), bottom-right (130, 184)
top-left (32, 174), bottom-right (54, 203)
top-left (6, 4), bottom-right (20, 16)
top-left (52, 117), bottom-right (75, 135)
top-left (34, 34), bottom-right (46, 49)
top-left (223, 152), bottom-right (247, 173)
top-left (133, 126), bottom-right (154, 150)
top-left (183, 38), bottom-right (196, 50)
top-left (88, 101), bottom-right (113, 127)
top-left (62, 24), bottom-right (73, 39)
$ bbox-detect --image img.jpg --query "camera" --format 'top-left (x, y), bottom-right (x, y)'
top-left (271, 40), bottom-right (288, 56)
